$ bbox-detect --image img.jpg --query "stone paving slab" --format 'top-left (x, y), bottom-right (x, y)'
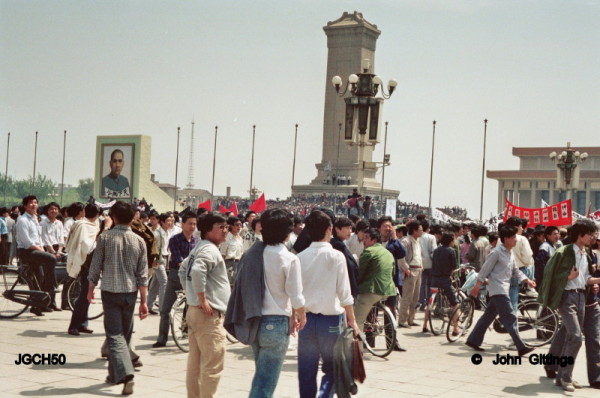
top-left (1, 303), bottom-right (598, 397)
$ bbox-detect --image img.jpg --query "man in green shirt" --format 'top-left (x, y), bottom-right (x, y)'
top-left (355, 228), bottom-right (396, 326)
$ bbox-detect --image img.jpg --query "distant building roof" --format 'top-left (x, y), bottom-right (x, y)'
top-left (512, 147), bottom-right (600, 156)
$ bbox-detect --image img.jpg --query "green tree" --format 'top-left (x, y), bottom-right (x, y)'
top-left (76, 178), bottom-right (94, 202)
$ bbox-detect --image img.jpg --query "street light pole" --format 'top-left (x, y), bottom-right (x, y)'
top-left (333, 123), bottom-right (342, 214)
top-left (479, 119), bottom-right (488, 221)
top-left (291, 123), bottom-right (298, 192)
top-left (250, 125), bottom-right (256, 200)
top-left (32, 131), bottom-right (38, 193)
top-left (60, 130), bottom-right (66, 206)
top-left (211, 126), bottom-right (218, 211)
top-left (428, 120), bottom-right (436, 218)
top-left (3, 132), bottom-right (10, 204)
top-left (174, 126), bottom-right (180, 211)
top-left (380, 121), bottom-right (389, 207)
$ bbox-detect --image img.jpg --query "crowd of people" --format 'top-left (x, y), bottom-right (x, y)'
top-left (1, 194), bottom-right (599, 397)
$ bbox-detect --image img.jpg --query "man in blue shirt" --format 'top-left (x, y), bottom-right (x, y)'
top-left (15, 195), bottom-right (59, 315)
top-left (153, 213), bottom-right (199, 348)
top-left (466, 226), bottom-right (536, 357)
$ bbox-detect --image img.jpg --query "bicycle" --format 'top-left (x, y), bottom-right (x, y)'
top-left (170, 291), bottom-right (238, 353)
top-left (66, 276), bottom-right (104, 320)
top-left (445, 289), bottom-right (559, 347)
top-left (424, 269), bottom-right (466, 335)
top-left (361, 300), bottom-right (397, 358)
top-left (0, 263), bottom-right (50, 318)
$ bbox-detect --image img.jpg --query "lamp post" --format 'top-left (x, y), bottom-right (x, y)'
top-left (32, 131), bottom-right (38, 193)
top-left (291, 123), bottom-right (298, 192)
top-left (60, 130), bottom-right (66, 206)
top-left (174, 127), bottom-right (180, 211)
top-left (549, 142), bottom-right (588, 201)
top-left (211, 126), bottom-right (218, 210)
top-left (479, 119), bottom-right (488, 221)
top-left (3, 132), bottom-right (10, 205)
top-left (428, 121), bottom-right (436, 218)
top-left (333, 123), bottom-right (342, 214)
top-left (249, 125), bottom-right (256, 200)
top-left (331, 59), bottom-right (397, 196)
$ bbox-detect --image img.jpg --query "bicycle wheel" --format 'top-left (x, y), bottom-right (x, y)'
top-left (171, 296), bottom-right (189, 353)
top-left (518, 299), bottom-right (559, 347)
top-left (428, 292), bottom-right (448, 335)
top-left (446, 298), bottom-right (474, 342)
top-left (362, 303), bottom-right (396, 358)
top-left (0, 266), bottom-right (29, 318)
top-left (67, 277), bottom-right (104, 320)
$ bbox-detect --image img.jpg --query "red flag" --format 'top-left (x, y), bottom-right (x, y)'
top-left (503, 199), bottom-right (572, 227)
top-left (197, 199), bottom-right (211, 211)
top-left (249, 193), bottom-right (267, 213)
top-left (219, 204), bottom-right (229, 214)
top-left (229, 201), bottom-right (239, 216)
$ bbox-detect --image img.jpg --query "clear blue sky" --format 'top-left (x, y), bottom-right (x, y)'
top-left (1, 0), bottom-right (598, 217)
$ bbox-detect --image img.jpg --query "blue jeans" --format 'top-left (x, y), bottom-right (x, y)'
top-left (249, 315), bottom-right (290, 398)
top-left (466, 294), bottom-right (527, 351)
top-left (298, 313), bottom-right (344, 398)
top-left (509, 265), bottom-right (533, 313)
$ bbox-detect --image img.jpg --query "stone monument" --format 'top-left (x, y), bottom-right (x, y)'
top-left (292, 11), bottom-right (400, 199)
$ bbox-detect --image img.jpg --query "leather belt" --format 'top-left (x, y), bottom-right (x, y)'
top-left (409, 266), bottom-right (423, 269)
top-left (564, 289), bottom-right (586, 293)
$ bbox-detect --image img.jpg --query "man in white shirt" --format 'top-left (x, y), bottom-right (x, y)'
top-left (220, 216), bottom-right (243, 285)
top-left (417, 219), bottom-right (437, 311)
top-left (398, 221), bottom-right (424, 328)
top-left (345, 219), bottom-right (369, 261)
top-left (285, 216), bottom-right (303, 251)
top-left (41, 202), bottom-right (65, 256)
top-left (505, 217), bottom-right (536, 313)
top-left (297, 211), bottom-right (358, 397)
top-left (248, 208), bottom-right (306, 397)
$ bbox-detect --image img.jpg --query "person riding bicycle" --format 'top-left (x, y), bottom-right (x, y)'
top-left (465, 225), bottom-right (536, 357)
top-left (423, 232), bottom-right (460, 335)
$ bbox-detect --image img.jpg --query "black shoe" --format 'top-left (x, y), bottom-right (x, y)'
top-left (78, 327), bottom-right (93, 334)
top-left (590, 383), bottom-right (600, 389)
top-left (68, 329), bottom-right (80, 336)
top-left (48, 304), bottom-right (62, 311)
top-left (465, 341), bottom-right (485, 351)
top-left (30, 307), bottom-right (44, 316)
top-left (41, 307), bottom-right (53, 312)
top-left (393, 344), bottom-right (407, 352)
top-left (518, 347), bottom-right (535, 357)
top-left (61, 304), bottom-right (71, 311)
top-left (149, 310), bottom-right (158, 315)
top-left (132, 358), bottom-right (143, 368)
top-left (544, 367), bottom-right (556, 379)
top-left (152, 342), bottom-right (166, 348)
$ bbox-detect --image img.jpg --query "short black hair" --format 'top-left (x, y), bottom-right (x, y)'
top-left (355, 220), bottom-right (370, 233)
top-left (505, 216), bottom-right (523, 228)
top-left (544, 226), bottom-right (559, 238)
top-left (430, 224), bottom-right (443, 235)
top-left (407, 220), bottom-right (421, 236)
top-left (181, 213), bottom-right (196, 224)
top-left (245, 211), bottom-right (257, 221)
top-left (67, 202), bottom-right (85, 218)
top-left (227, 216), bottom-right (242, 226)
top-left (499, 226), bottom-right (518, 243)
top-left (293, 215), bottom-right (303, 226)
top-left (261, 208), bottom-right (294, 245)
top-left (198, 213), bottom-right (226, 239)
top-left (110, 201), bottom-right (135, 224)
top-left (488, 232), bottom-right (499, 244)
top-left (22, 195), bottom-right (38, 206)
top-left (306, 210), bottom-right (333, 242)
top-left (420, 219), bottom-right (430, 231)
top-left (158, 212), bottom-right (173, 224)
top-left (472, 225), bottom-right (489, 238)
top-left (251, 217), bottom-right (261, 231)
top-left (45, 202), bottom-right (60, 213)
top-left (440, 232), bottom-right (455, 246)
top-left (110, 149), bottom-right (124, 161)
top-left (569, 219), bottom-right (597, 242)
top-left (364, 228), bottom-right (381, 242)
top-left (84, 203), bottom-right (101, 219)
top-left (377, 216), bottom-right (394, 229)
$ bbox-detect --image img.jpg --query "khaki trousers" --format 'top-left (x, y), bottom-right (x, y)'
top-left (354, 293), bottom-right (386, 326)
top-left (186, 306), bottom-right (226, 398)
top-left (398, 268), bottom-right (422, 325)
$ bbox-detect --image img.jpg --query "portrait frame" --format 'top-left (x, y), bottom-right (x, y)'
top-left (95, 136), bottom-right (142, 201)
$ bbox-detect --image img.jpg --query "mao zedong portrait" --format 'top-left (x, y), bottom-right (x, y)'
top-left (102, 149), bottom-right (130, 198)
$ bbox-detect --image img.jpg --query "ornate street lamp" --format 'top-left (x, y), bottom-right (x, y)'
top-left (549, 142), bottom-right (588, 200)
top-left (331, 59), bottom-right (397, 195)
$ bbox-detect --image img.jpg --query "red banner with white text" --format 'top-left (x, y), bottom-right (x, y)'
top-left (503, 199), bottom-right (572, 227)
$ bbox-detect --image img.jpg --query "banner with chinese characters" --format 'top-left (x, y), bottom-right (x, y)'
top-left (503, 199), bottom-right (572, 227)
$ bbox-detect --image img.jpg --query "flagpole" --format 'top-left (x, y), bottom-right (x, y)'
top-left (380, 121), bottom-right (389, 208)
top-left (333, 123), bottom-right (342, 215)
top-left (211, 126), bottom-right (218, 211)
top-left (479, 119), bottom-right (488, 221)
top-left (32, 131), bottom-right (38, 193)
top-left (291, 123), bottom-right (298, 193)
top-left (3, 132), bottom-right (10, 205)
top-left (428, 121), bottom-right (436, 218)
top-left (174, 126), bottom-right (180, 212)
top-left (250, 125), bottom-right (256, 200)
top-left (60, 130), bottom-right (66, 206)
